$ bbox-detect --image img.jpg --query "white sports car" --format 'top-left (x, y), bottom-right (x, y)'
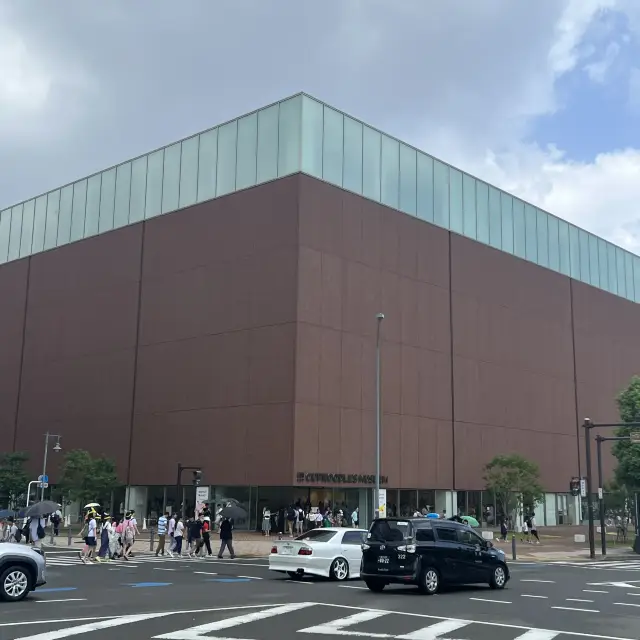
top-left (269, 527), bottom-right (367, 581)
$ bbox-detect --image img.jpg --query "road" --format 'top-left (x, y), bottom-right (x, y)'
top-left (2, 552), bottom-right (640, 639)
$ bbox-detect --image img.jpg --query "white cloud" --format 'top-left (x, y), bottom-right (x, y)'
top-left (584, 41), bottom-right (621, 82)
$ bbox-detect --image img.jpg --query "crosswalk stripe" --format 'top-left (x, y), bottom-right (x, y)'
top-left (299, 610), bottom-right (390, 637)
top-left (513, 631), bottom-right (560, 640)
top-left (154, 602), bottom-right (314, 639)
top-left (398, 619), bottom-right (471, 639)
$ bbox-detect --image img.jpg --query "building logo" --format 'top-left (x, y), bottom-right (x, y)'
top-left (296, 472), bottom-right (388, 485)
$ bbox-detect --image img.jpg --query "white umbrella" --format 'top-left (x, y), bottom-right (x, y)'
top-left (84, 502), bottom-right (100, 509)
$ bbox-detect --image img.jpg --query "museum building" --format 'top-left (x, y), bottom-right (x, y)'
top-left (1, 93), bottom-right (638, 528)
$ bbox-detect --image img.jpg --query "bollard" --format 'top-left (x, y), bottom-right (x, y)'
top-left (67, 525), bottom-right (72, 547)
top-left (149, 527), bottom-right (155, 552)
top-left (511, 534), bottom-right (517, 560)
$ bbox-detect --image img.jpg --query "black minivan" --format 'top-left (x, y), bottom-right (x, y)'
top-left (360, 517), bottom-right (509, 594)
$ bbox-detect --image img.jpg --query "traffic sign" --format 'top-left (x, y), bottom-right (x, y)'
top-left (580, 478), bottom-right (587, 497)
top-left (38, 482), bottom-right (48, 489)
top-left (630, 431), bottom-right (640, 444)
top-left (38, 474), bottom-right (48, 483)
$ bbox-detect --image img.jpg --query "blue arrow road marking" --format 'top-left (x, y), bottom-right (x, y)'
top-left (37, 587), bottom-right (78, 593)
top-left (204, 578), bottom-right (251, 583)
top-left (127, 582), bottom-right (172, 588)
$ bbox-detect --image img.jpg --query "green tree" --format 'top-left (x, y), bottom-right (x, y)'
top-left (0, 451), bottom-right (29, 509)
top-left (58, 449), bottom-right (120, 507)
top-left (612, 376), bottom-right (640, 489)
top-left (484, 454), bottom-right (545, 518)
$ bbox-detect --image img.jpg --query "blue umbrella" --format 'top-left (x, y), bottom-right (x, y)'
top-left (0, 509), bottom-right (16, 519)
top-left (426, 513), bottom-right (440, 519)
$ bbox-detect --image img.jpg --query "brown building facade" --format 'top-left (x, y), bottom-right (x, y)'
top-left (1, 172), bottom-right (638, 527)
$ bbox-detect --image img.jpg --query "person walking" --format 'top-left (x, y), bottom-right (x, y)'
top-left (201, 516), bottom-right (213, 556)
top-left (188, 516), bottom-right (203, 557)
top-left (529, 514), bottom-right (540, 544)
top-left (28, 516), bottom-right (46, 550)
top-left (173, 516), bottom-right (184, 556)
top-left (296, 506), bottom-right (304, 535)
top-left (156, 512), bottom-right (168, 557)
top-left (167, 513), bottom-right (176, 557)
top-left (80, 510), bottom-right (98, 563)
top-left (122, 513), bottom-right (136, 560)
top-left (217, 517), bottom-right (235, 558)
top-left (97, 514), bottom-right (112, 562)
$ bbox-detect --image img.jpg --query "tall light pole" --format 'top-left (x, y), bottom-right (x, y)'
top-left (374, 313), bottom-right (385, 520)
top-left (41, 433), bottom-right (62, 501)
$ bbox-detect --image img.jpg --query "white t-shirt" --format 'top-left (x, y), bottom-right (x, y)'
top-left (87, 518), bottom-right (97, 537)
top-left (29, 518), bottom-right (45, 540)
top-left (175, 521), bottom-right (184, 537)
top-left (529, 517), bottom-right (537, 530)
top-left (168, 517), bottom-right (176, 535)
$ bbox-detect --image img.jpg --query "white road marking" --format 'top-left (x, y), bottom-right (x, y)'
top-left (566, 599), bottom-right (594, 603)
top-left (614, 602), bottom-right (640, 608)
top-left (237, 575), bottom-right (263, 579)
top-left (626, 592), bottom-right (640, 596)
top-left (339, 585), bottom-right (369, 590)
top-left (154, 568), bottom-right (176, 571)
top-left (14, 612), bottom-right (172, 640)
top-left (468, 597), bottom-right (512, 604)
top-left (513, 632), bottom-right (561, 640)
top-left (299, 610), bottom-right (389, 637)
top-left (551, 606), bottom-right (599, 613)
top-left (398, 619), bottom-right (471, 640)
top-left (193, 571), bottom-right (218, 576)
top-left (155, 602), bottom-right (314, 639)
top-left (583, 590), bottom-right (608, 593)
top-left (36, 599), bottom-right (87, 603)
top-left (287, 580), bottom-right (314, 585)
top-left (521, 594), bottom-right (548, 599)
top-left (521, 579), bottom-right (555, 583)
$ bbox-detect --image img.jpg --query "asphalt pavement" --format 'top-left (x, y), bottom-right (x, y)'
top-left (3, 553), bottom-right (640, 640)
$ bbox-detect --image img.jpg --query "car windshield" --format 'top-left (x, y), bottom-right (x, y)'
top-left (295, 530), bottom-right (337, 543)
top-left (368, 519), bottom-right (411, 542)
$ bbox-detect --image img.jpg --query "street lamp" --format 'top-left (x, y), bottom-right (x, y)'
top-left (374, 313), bottom-right (385, 520)
top-left (41, 433), bottom-right (62, 501)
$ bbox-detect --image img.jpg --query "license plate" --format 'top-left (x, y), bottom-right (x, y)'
top-left (378, 556), bottom-right (390, 564)
top-left (280, 545), bottom-right (294, 555)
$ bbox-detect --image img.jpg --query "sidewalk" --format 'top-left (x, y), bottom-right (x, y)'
top-left (43, 527), bottom-right (638, 561)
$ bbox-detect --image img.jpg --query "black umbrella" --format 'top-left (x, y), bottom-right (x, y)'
top-left (23, 501), bottom-right (59, 518)
top-left (220, 503), bottom-right (248, 521)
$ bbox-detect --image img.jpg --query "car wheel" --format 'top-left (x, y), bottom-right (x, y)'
top-left (490, 565), bottom-right (507, 589)
top-left (330, 557), bottom-right (350, 581)
top-left (0, 566), bottom-right (32, 602)
top-left (365, 579), bottom-right (386, 592)
top-left (418, 566), bottom-right (440, 595)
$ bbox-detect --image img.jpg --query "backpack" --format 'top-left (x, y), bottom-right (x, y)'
top-left (124, 522), bottom-right (135, 543)
top-left (13, 527), bottom-right (22, 543)
top-left (287, 507), bottom-right (296, 521)
top-left (37, 523), bottom-right (45, 539)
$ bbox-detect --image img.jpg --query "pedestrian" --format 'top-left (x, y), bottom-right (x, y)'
top-left (201, 516), bottom-right (213, 556)
top-left (529, 514), bottom-right (540, 544)
top-left (277, 508), bottom-right (285, 536)
top-left (174, 516), bottom-right (184, 556)
top-left (27, 515), bottom-right (46, 550)
top-left (218, 516), bottom-right (235, 558)
top-left (351, 507), bottom-right (359, 527)
top-left (296, 506), bottom-right (304, 535)
top-left (80, 510), bottom-right (98, 563)
top-left (189, 515), bottom-right (204, 557)
top-left (262, 507), bottom-right (271, 537)
top-left (5, 517), bottom-right (19, 543)
top-left (286, 505), bottom-right (296, 537)
top-left (520, 518), bottom-right (530, 543)
top-left (97, 514), bottom-right (112, 562)
top-left (167, 512), bottom-right (176, 557)
top-left (499, 517), bottom-right (508, 542)
top-left (156, 511), bottom-right (168, 557)
top-left (122, 512), bottom-right (137, 560)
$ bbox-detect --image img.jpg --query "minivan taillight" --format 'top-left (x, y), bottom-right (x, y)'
top-left (298, 547), bottom-right (313, 556)
top-left (270, 546), bottom-right (277, 554)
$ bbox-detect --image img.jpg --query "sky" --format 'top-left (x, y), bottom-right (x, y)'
top-left (1, 0), bottom-right (640, 252)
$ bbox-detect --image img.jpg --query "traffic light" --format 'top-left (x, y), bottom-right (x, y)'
top-left (569, 476), bottom-right (580, 497)
top-left (192, 470), bottom-right (202, 486)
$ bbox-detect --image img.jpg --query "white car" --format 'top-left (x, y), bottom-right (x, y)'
top-left (269, 527), bottom-right (367, 581)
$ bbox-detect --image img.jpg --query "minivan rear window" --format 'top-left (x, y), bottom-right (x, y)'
top-left (368, 520), bottom-right (410, 542)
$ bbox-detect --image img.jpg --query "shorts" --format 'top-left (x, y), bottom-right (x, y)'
top-left (86, 536), bottom-right (97, 547)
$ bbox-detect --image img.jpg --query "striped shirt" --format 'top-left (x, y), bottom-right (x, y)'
top-left (157, 516), bottom-right (168, 535)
